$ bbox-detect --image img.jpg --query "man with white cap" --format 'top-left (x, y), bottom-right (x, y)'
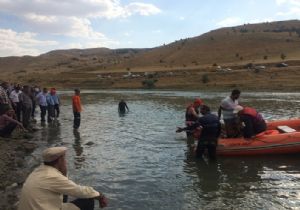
top-left (18, 147), bottom-right (108, 210)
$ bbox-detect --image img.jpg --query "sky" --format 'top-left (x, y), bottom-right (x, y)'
top-left (0, 0), bottom-right (300, 57)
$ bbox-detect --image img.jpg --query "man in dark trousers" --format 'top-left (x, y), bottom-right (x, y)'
top-left (18, 147), bottom-right (108, 210)
top-left (72, 89), bottom-right (82, 129)
top-left (118, 100), bottom-right (129, 114)
top-left (177, 105), bottom-right (221, 159)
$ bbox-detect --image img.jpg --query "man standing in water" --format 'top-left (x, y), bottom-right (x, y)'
top-left (18, 146), bottom-right (108, 210)
top-left (177, 105), bottom-right (221, 159)
top-left (118, 99), bottom-right (129, 114)
top-left (218, 89), bottom-right (241, 138)
top-left (72, 89), bottom-right (82, 129)
top-left (185, 98), bottom-right (203, 138)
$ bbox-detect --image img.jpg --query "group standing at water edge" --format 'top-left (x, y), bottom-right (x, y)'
top-left (0, 81), bottom-right (62, 138)
top-left (177, 89), bottom-right (267, 159)
top-left (0, 82), bottom-right (109, 209)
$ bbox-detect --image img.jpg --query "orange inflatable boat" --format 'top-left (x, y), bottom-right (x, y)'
top-left (217, 119), bottom-right (300, 156)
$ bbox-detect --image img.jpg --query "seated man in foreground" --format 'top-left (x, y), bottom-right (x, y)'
top-left (18, 147), bottom-right (108, 210)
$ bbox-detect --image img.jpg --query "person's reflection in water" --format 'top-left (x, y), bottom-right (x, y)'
top-left (73, 129), bottom-right (85, 169)
top-left (46, 119), bottom-right (61, 144)
top-left (185, 146), bottom-right (221, 195)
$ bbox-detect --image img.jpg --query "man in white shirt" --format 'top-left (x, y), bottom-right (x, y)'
top-left (18, 147), bottom-right (108, 210)
top-left (218, 89), bottom-right (241, 138)
top-left (9, 85), bottom-right (22, 121)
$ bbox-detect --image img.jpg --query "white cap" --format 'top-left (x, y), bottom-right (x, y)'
top-left (42, 147), bottom-right (67, 162)
top-left (233, 105), bottom-right (244, 114)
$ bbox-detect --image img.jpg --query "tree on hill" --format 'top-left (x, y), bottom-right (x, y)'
top-left (280, 53), bottom-right (286, 60)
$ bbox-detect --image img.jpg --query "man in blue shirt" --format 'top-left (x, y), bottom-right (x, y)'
top-left (36, 88), bottom-right (48, 123)
top-left (50, 88), bottom-right (60, 118)
top-left (46, 90), bottom-right (55, 122)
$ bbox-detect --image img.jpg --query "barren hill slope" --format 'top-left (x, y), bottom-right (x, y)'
top-left (1, 20), bottom-right (300, 91)
top-left (115, 20), bottom-right (300, 70)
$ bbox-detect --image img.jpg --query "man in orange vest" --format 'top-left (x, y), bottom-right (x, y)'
top-left (72, 89), bottom-right (82, 129)
top-left (185, 98), bottom-right (204, 138)
top-left (233, 105), bottom-right (266, 139)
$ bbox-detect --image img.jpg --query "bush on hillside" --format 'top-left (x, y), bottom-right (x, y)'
top-left (142, 79), bottom-right (157, 89)
top-left (202, 74), bottom-right (209, 83)
top-left (280, 53), bottom-right (286, 60)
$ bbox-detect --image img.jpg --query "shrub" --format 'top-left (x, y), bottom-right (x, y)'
top-left (142, 79), bottom-right (158, 89)
top-left (263, 55), bottom-right (268, 60)
top-left (280, 53), bottom-right (286, 60)
top-left (202, 74), bottom-right (209, 83)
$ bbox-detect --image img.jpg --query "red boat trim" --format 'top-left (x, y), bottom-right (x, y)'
top-left (218, 142), bottom-right (300, 152)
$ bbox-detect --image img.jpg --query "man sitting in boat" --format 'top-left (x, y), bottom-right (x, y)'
top-left (185, 98), bottom-right (204, 138)
top-left (233, 105), bottom-right (267, 139)
top-left (178, 105), bottom-right (221, 159)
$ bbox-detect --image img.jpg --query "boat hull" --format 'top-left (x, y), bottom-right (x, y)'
top-left (217, 119), bottom-right (300, 156)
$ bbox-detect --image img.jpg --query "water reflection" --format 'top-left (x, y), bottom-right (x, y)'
top-left (72, 129), bottom-right (85, 169)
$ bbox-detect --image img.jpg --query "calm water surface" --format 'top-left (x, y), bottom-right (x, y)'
top-left (31, 90), bottom-right (300, 210)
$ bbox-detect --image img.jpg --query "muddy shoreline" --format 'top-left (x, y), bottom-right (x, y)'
top-left (0, 132), bottom-right (40, 210)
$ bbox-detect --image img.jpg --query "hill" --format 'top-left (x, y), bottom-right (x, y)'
top-left (1, 20), bottom-right (300, 91)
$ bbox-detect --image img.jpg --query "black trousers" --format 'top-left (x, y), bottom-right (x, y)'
top-left (22, 106), bottom-right (32, 129)
top-left (47, 105), bottom-right (55, 122)
top-left (40, 105), bottom-right (47, 122)
top-left (73, 112), bottom-right (81, 129)
top-left (0, 122), bottom-right (17, 137)
top-left (54, 104), bottom-right (60, 118)
top-left (12, 102), bottom-right (22, 122)
top-left (196, 138), bottom-right (218, 159)
top-left (31, 100), bottom-right (36, 118)
top-left (71, 198), bottom-right (95, 210)
top-left (64, 195), bottom-right (95, 210)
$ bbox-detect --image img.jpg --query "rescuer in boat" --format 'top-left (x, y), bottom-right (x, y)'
top-left (218, 89), bottom-right (241, 138)
top-left (233, 105), bottom-right (267, 139)
top-left (185, 98), bottom-right (204, 138)
top-left (177, 105), bottom-right (221, 159)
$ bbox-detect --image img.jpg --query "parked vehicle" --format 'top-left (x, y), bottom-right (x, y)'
top-left (276, 63), bottom-right (288, 67)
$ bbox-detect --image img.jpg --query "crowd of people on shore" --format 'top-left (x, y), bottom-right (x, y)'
top-left (0, 81), bottom-right (61, 138)
top-left (0, 81), bottom-right (107, 210)
top-left (177, 89), bottom-right (267, 159)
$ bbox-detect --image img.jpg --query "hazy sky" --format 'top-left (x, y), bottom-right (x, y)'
top-left (0, 0), bottom-right (300, 57)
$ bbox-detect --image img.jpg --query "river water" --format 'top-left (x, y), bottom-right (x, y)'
top-left (31, 90), bottom-right (300, 210)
